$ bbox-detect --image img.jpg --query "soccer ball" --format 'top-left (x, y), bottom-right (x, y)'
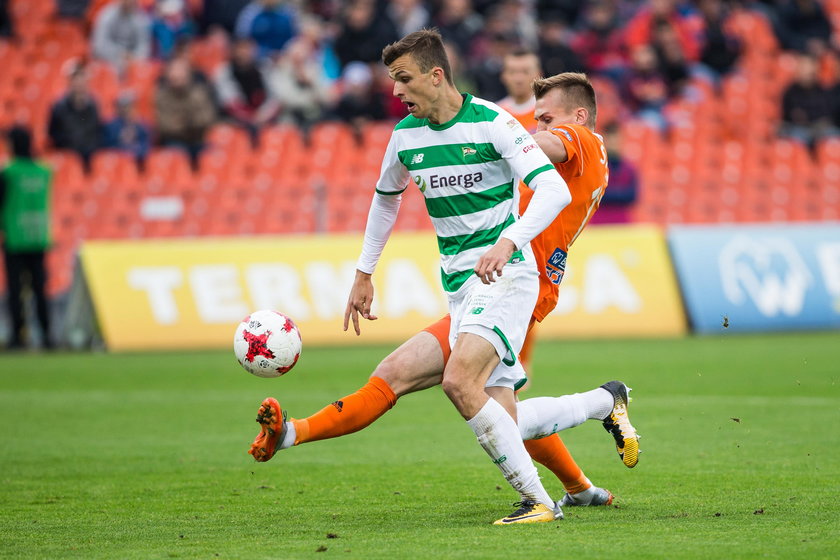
top-left (234, 310), bottom-right (302, 378)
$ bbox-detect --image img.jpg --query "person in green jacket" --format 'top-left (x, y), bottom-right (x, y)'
top-left (1, 126), bottom-right (53, 350)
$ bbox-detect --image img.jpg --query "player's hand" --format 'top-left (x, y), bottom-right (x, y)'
top-left (474, 238), bottom-right (517, 284)
top-left (343, 270), bottom-right (378, 335)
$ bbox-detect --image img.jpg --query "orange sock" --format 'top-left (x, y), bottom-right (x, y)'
top-left (525, 434), bottom-right (591, 494)
top-left (292, 376), bottom-right (397, 445)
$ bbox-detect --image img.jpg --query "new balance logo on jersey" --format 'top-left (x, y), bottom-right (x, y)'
top-left (411, 153), bottom-right (425, 164)
top-left (429, 171), bottom-right (483, 189)
top-left (546, 247), bottom-right (567, 285)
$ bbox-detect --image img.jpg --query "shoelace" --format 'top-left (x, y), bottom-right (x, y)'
top-left (507, 500), bottom-right (538, 517)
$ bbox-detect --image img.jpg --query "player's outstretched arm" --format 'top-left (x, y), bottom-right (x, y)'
top-left (344, 270), bottom-right (379, 335)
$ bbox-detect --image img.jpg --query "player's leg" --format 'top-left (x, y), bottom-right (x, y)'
top-left (248, 322), bottom-right (447, 461)
top-left (516, 322), bottom-right (537, 392)
top-left (444, 268), bottom-right (558, 524)
top-left (494, 326), bottom-right (612, 504)
top-left (3, 251), bottom-right (25, 348)
top-left (28, 251), bottom-right (52, 348)
top-left (517, 381), bottom-right (640, 468)
top-left (443, 332), bottom-right (557, 524)
top-left (291, 329), bottom-right (445, 444)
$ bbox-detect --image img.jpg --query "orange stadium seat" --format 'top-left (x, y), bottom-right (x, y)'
top-left (143, 148), bottom-right (194, 194)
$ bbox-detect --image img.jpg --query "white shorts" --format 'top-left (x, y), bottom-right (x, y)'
top-left (448, 262), bottom-right (539, 390)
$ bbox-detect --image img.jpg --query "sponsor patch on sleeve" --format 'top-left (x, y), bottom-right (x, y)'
top-left (545, 247), bottom-right (568, 285)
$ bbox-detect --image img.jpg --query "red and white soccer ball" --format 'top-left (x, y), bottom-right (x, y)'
top-left (234, 310), bottom-right (302, 378)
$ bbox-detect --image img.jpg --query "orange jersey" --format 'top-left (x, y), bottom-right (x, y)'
top-left (519, 124), bottom-right (609, 321)
top-left (498, 96), bottom-right (537, 133)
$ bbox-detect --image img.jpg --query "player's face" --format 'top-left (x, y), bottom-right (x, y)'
top-left (501, 55), bottom-right (541, 100)
top-left (388, 54), bottom-right (439, 119)
top-left (533, 88), bottom-right (586, 132)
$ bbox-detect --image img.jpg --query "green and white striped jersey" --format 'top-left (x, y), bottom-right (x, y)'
top-left (376, 94), bottom-right (559, 295)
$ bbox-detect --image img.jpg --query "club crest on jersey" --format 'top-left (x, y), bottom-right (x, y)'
top-left (462, 146), bottom-right (477, 158)
top-left (546, 247), bottom-right (567, 285)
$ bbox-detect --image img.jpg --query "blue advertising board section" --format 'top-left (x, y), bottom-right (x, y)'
top-left (668, 224), bottom-right (840, 333)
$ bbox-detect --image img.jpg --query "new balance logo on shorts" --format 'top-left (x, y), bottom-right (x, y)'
top-left (546, 248), bottom-right (567, 285)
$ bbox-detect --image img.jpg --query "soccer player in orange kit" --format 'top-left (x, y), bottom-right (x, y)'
top-left (250, 72), bottom-right (639, 511)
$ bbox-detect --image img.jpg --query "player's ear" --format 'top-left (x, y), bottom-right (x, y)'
top-left (576, 108), bottom-right (588, 125)
top-left (431, 67), bottom-right (444, 86)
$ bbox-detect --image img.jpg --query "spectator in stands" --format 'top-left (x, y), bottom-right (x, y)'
top-left (0, 0), bottom-right (12, 37)
top-left (104, 91), bottom-right (151, 166)
top-left (387, 0), bottom-right (431, 38)
top-left (200, 0), bottom-right (250, 35)
top-left (774, 0), bottom-right (834, 56)
top-left (0, 127), bottom-right (54, 350)
top-left (622, 44), bottom-right (671, 130)
top-left (571, 1), bottom-right (628, 84)
top-left (155, 57), bottom-right (217, 167)
top-left (296, 13), bottom-right (341, 81)
top-left (235, 0), bottom-right (298, 59)
top-left (695, 0), bottom-right (742, 81)
top-left (470, 30), bottom-right (516, 102)
top-left (651, 18), bottom-right (692, 99)
top-left (536, 15), bottom-right (586, 79)
top-left (535, 0), bottom-right (581, 25)
top-left (433, 0), bottom-right (483, 58)
top-left (332, 62), bottom-right (384, 131)
top-left (590, 124), bottom-right (638, 224)
top-left (265, 37), bottom-right (332, 130)
top-left (779, 52), bottom-right (840, 149)
top-left (333, 0), bottom-right (399, 67)
top-left (151, 0), bottom-right (196, 60)
top-left (215, 37), bottom-right (279, 142)
top-left (48, 64), bottom-right (103, 171)
top-left (91, 0), bottom-right (151, 75)
top-left (57, 0), bottom-right (89, 20)
top-left (443, 40), bottom-right (478, 98)
top-left (497, 49), bottom-right (541, 133)
top-left (624, 0), bottom-right (701, 63)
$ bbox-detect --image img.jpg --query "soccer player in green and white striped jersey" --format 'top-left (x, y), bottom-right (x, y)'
top-left (345, 29), bottom-right (572, 524)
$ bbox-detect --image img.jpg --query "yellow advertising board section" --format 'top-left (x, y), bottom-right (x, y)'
top-left (80, 225), bottom-right (686, 351)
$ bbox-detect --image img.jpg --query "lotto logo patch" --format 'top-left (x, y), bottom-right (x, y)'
top-left (545, 247), bottom-right (567, 285)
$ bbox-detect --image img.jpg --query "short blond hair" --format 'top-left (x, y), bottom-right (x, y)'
top-left (532, 72), bottom-right (597, 128)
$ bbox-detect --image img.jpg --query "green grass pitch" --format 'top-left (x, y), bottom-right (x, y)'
top-left (1, 332), bottom-right (839, 559)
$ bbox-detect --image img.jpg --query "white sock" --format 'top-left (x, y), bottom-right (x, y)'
top-left (467, 398), bottom-right (553, 507)
top-left (516, 388), bottom-right (614, 440)
top-left (278, 422), bottom-right (296, 450)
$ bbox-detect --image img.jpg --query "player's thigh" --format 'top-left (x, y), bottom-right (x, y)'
top-left (371, 330), bottom-right (445, 397)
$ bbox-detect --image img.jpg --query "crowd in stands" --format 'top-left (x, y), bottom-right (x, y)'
top-left (2, 0), bottom-right (840, 348)
top-left (2, 0), bottom-right (838, 169)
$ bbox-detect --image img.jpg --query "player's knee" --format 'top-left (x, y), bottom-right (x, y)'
top-left (370, 354), bottom-right (416, 397)
top-left (441, 374), bottom-right (469, 407)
